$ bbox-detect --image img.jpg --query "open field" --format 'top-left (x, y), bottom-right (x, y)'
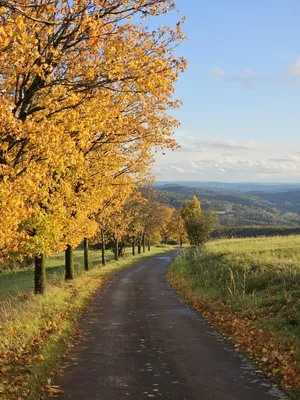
top-left (0, 249), bottom-right (115, 299)
top-left (168, 236), bottom-right (300, 398)
top-left (0, 245), bottom-right (172, 400)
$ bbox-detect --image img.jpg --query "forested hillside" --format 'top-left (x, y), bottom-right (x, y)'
top-left (248, 190), bottom-right (300, 213)
top-left (157, 184), bottom-right (300, 227)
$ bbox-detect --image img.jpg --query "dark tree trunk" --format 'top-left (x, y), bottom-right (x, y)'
top-left (142, 233), bottom-right (146, 253)
top-left (115, 238), bottom-right (119, 261)
top-left (132, 236), bottom-right (135, 256)
top-left (101, 229), bottom-right (106, 266)
top-left (34, 254), bottom-right (46, 294)
top-left (138, 239), bottom-right (141, 254)
top-left (164, 237), bottom-right (168, 245)
top-left (65, 245), bottom-right (74, 280)
top-left (84, 237), bottom-right (89, 271)
top-left (148, 238), bottom-right (151, 251)
top-left (119, 243), bottom-right (124, 257)
top-left (180, 237), bottom-right (183, 247)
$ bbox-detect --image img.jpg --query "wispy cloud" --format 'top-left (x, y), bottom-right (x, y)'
top-left (212, 62), bottom-right (300, 87)
top-left (271, 155), bottom-right (300, 163)
top-left (178, 138), bottom-right (263, 154)
top-left (209, 140), bottom-right (262, 151)
top-left (170, 165), bottom-right (186, 173)
top-left (212, 66), bottom-right (274, 86)
top-left (212, 66), bottom-right (226, 77)
top-left (280, 53), bottom-right (289, 60)
top-left (290, 57), bottom-right (300, 76)
top-left (156, 155), bottom-right (300, 182)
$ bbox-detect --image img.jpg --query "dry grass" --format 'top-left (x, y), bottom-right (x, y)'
top-left (0, 245), bottom-right (172, 399)
top-left (169, 236), bottom-right (300, 398)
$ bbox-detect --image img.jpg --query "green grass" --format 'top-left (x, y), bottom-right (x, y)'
top-left (172, 236), bottom-right (300, 335)
top-left (0, 249), bottom-right (115, 299)
top-left (169, 236), bottom-right (300, 396)
top-left (0, 245), bottom-right (173, 399)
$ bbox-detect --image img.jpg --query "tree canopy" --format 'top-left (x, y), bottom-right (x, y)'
top-left (0, 0), bottom-right (186, 293)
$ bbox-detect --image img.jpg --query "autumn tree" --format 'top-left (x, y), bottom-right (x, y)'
top-left (180, 195), bottom-right (217, 246)
top-left (138, 184), bottom-right (159, 251)
top-left (158, 205), bottom-right (175, 244)
top-left (185, 212), bottom-right (218, 247)
top-left (180, 196), bottom-right (202, 220)
top-left (92, 184), bottom-right (134, 264)
top-left (122, 191), bottom-right (146, 256)
top-left (122, 185), bottom-right (177, 252)
top-left (168, 209), bottom-right (187, 247)
top-left (106, 210), bottom-right (130, 261)
top-left (0, 1), bottom-right (186, 293)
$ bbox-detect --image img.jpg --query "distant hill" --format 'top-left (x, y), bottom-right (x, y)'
top-left (156, 184), bottom-right (300, 227)
top-left (248, 190), bottom-right (300, 213)
top-left (156, 181), bottom-right (300, 193)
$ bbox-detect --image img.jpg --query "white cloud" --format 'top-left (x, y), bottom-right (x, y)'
top-left (271, 155), bottom-right (300, 163)
top-left (212, 63), bottom-right (300, 87)
top-left (287, 155), bottom-right (300, 162)
top-left (280, 53), bottom-right (289, 60)
top-left (244, 68), bottom-right (255, 76)
top-left (170, 165), bottom-right (185, 173)
top-left (212, 66), bottom-right (263, 85)
top-left (155, 132), bottom-right (300, 182)
top-left (212, 66), bottom-right (225, 77)
top-left (152, 166), bottom-right (161, 173)
top-left (290, 57), bottom-right (300, 76)
top-left (210, 139), bottom-right (262, 151)
top-left (178, 137), bottom-right (263, 154)
top-left (156, 155), bottom-right (300, 182)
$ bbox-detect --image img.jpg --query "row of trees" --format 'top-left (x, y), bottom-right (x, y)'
top-left (89, 192), bottom-right (217, 267)
top-left (91, 186), bottom-right (187, 263)
top-left (0, 1), bottom-right (187, 293)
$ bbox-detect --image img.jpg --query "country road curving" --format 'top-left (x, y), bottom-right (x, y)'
top-left (52, 250), bottom-right (290, 400)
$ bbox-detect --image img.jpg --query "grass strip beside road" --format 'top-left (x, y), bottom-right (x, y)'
top-left (0, 249), bottom-right (115, 299)
top-left (0, 245), bottom-right (172, 400)
top-left (167, 236), bottom-right (300, 400)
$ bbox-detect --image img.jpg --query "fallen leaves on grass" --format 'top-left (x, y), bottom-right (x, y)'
top-left (0, 276), bottom-right (109, 399)
top-left (167, 269), bottom-right (300, 391)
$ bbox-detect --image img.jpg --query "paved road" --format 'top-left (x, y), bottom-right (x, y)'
top-left (52, 250), bottom-right (290, 400)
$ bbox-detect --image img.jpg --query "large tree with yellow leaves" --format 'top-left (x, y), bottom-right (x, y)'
top-left (0, 0), bottom-right (186, 293)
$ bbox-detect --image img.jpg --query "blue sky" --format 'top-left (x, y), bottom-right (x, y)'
top-left (153, 0), bottom-right (300, 182)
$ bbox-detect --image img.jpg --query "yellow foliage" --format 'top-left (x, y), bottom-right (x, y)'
top-left (0, 0), bottom-right (186, 258)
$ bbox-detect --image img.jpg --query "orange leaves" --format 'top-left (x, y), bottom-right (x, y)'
top-left (0, 0), bottom-right (185, 260)
top-left (15, 15), bottom-right (24, 31)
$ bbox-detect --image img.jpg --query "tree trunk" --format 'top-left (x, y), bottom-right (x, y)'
top-left (164, 237), bottom-right (168, 245)
top-left (119, 243), bottom-right (124, 257)
top-left (115, 238), bottom-right (119, 261)
top-left (34, 254), bottom-right (46, 294)
top-left (180, 237), bottom-right (183, 247)
top-left (101, 229), bottom-right (106, 266)
top-left (84, 237), bottom-right (89, 271)
top-left (148, 238), bottom-right (151, 251)
top-left (65, 245), bottom-right (74, 280)
top-left (132, 236), bottom-right (135, 256)
top-left (138, 239), bottom-right (141, 254)
top-left (142, 233), bottom-right (146, 253)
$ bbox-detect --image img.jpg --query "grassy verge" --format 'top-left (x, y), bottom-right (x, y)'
top-left (0, 249), bottom-right (115, 299)
top-left (0, 245), bottom-right (172, 399)
top-left (167, 236), bottom-right (300, 399)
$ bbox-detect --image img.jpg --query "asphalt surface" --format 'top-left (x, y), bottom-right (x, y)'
top-left (52, 250), bottom-right (290, 400)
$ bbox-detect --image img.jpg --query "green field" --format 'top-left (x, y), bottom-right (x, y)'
top-left (0, 249), bottom-right (115, 299)
top-left (169, 235), bottom-right (300, 396)
top-left (172, 235), bottom-right (300, 326)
